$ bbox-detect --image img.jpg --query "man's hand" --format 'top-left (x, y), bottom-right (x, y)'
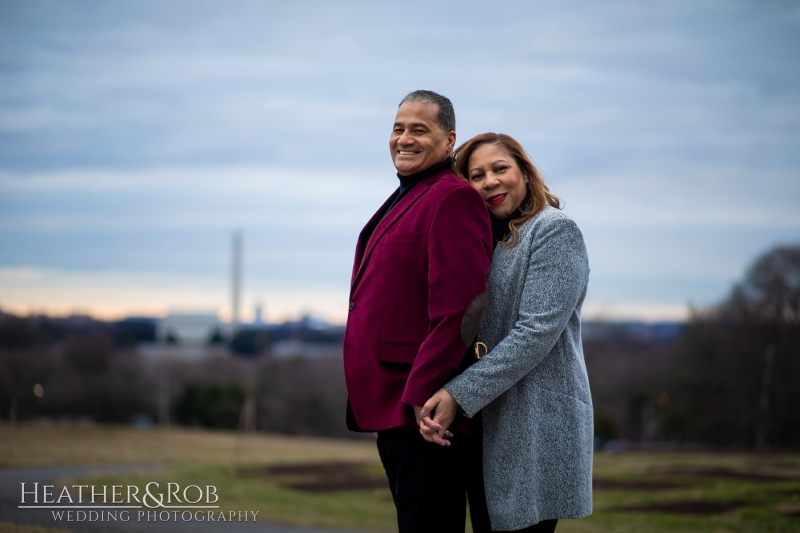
top-left (413, 405), bottom-right (425, 426)
top-left (418, 388), bottom-right (458, 447)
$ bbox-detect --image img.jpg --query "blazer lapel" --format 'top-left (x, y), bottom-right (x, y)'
top-left (352, 179), bottom-right (432, 290)
top-left (351, 191), bottom-right (398, 284)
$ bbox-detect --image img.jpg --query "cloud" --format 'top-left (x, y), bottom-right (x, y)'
top-left (0, 0), bottom-right (798, 321)
top-left (0, 165), bottom-right (392, 230)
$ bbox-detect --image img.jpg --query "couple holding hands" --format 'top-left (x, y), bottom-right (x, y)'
top-left (343, 90), bottom-right (592, 533)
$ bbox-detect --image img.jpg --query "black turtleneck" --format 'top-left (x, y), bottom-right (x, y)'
top-left (383, 158), bottom-right (452, 218)
top-left (490, 191), bottom-right (532, 247)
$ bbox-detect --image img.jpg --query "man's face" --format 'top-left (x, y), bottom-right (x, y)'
top-left (390, 101), bottom-right (456, 176)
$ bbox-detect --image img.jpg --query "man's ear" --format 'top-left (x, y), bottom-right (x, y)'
top-left (446, 130), bottom-right (456, 153)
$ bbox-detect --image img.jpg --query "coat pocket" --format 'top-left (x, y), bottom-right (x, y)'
top-left (376, 342), bottom-right (420, 364)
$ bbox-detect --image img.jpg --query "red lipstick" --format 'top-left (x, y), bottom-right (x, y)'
top-left (487, 193), bottom-right (507, 206)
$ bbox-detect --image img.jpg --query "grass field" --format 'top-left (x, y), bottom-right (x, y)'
top-left (2, 423), bottom-right (800, 532)
top-left (0, 523), bottom-right (76, 533)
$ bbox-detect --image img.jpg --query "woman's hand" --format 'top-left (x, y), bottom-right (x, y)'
top-left (418, 388), bottom-right (458, 447)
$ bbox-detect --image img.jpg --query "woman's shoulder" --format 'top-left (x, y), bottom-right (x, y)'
top-left (533, 204), bottom-right (572, 223)
top-left (520, 205), bottom-right (581, 237)
top-left (512, 206), bottom-right (586, 257)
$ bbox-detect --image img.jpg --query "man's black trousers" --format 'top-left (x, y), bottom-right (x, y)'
top-left (376, 426), bottom-right (491, 533)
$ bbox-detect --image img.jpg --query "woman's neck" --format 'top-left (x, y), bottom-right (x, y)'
top-left (490, 191), bottom-right (531, 243)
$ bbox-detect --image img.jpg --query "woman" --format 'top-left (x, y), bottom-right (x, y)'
top-left (420, 133), bottom-right (592, 532)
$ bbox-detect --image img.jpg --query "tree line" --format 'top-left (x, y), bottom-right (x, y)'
top-left (587, 244), bottom-right (800, 449)
top-left (1, 244), bottom-right (798, 448)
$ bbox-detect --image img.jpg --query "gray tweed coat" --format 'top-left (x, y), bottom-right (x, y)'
top-left (445, 206), bottom-right (593, 531)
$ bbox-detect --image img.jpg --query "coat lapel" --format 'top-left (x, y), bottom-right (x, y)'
top-left (351, 191), bottom-right (398, 284)
top-left (352, 179), bottom-right (432, 290)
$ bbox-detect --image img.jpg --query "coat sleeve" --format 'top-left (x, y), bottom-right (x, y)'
top-left (400, 185), bottom-right (492, 408)
top-left (444, 215), bottom-right (589, 417)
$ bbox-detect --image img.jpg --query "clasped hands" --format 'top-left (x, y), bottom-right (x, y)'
top-left (415, 387), bottom-right (458, 447)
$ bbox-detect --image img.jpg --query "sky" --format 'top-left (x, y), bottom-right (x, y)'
top-left (1, 0), bottom-right (798, 324)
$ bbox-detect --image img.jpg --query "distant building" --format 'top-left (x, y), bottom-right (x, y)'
top-left (270, 339), bottom-right (342, 359)
top-left (582, 321), bottom-right (684, 343)
top-left (157, 313), bottom-right (221, 346)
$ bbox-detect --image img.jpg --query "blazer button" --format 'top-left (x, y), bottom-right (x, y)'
top-left (349, 301), bottom-right (355, 310)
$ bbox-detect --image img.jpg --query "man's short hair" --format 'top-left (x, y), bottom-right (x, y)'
top-left (399, 90), bottom-right (455, 133)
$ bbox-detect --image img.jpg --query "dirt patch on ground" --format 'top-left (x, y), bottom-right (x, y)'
top-left (657, 466), bottom-right (792, 482)
top-left (772, 487), bottom-right (800, 497)
top-left (593, 478), bottom-right (689, 490)
top-left (764, 460), bottom-right (800, 469)
top-left (241, 461), bottom-right (389, 492)
top-left (617, 500), bottom-right (746, 515)
top-left (781, 506), bottom-right (800, 517)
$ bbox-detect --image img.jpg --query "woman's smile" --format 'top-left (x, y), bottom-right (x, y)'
top-left (486, 193), bottom-right (507, 206)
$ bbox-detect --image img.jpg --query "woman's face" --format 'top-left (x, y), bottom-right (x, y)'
top-left (466, 143), bottom-right (528, 219)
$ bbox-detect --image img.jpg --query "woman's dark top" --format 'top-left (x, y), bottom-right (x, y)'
top-left (490, 192), bottom-right (532, 247)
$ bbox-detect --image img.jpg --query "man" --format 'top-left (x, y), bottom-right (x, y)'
top-left (343, 90), bottom-right (493, 533)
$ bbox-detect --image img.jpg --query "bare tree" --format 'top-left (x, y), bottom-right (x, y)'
top-left (661, 244), bottom-right (800, 448)
top-left (721, 245), bottom-right (800, 325)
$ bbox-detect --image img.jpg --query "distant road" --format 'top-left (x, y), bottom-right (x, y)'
top-left (0, 465), bottom-right (375, 533)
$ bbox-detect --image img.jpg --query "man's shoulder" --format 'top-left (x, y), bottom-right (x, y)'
top-left (426, 169), bottom-right (475, 199)
top-left (429, 168), bottom-right (467, 187)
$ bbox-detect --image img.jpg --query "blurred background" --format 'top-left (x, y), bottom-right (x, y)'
top-left (1, 0), bottom-right (798, 450)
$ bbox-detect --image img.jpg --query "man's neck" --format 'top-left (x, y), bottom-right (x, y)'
top-left (397, 158), bottom-right (452, 186)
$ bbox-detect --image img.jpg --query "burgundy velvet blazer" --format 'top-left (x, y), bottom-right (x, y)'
top-left (343, 167), bottom-right (492, 432)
